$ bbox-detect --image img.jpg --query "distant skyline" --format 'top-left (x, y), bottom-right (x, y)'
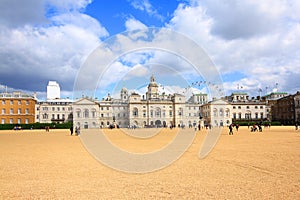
top-left (0, 0), bottom-right (299, 100)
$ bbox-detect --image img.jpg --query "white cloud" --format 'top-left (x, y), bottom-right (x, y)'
top-left (165, 0), bottom-right (300, 96)
top-left (46, 0), bottom-right (92, 12)
top-left (129, 0), bottom-right (163, 20)
top-left (0, 0), bottom-right (109, 99)
top-left (125, 18), bottom-right (148, 31)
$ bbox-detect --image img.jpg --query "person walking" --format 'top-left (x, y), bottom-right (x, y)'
top-left (70, 125), bottom-right (73, 135)
top-left (76, 127), bottom-right (80, 136)
top-left (229, 124), bottom-right (233, 135)
top-left (236, 123), bottom-right (240, 132)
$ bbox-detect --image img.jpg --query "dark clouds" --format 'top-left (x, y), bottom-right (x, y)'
top-left (0, 0), bottom-right (47, 27)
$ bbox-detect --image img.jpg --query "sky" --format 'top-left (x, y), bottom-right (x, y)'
top-left (0, 0), bottom-right (299, 100)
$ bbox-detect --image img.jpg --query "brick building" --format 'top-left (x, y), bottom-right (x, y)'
top-left (0, 92), bottom-right (37, 124)
top-left (272, 91), bottom-right (300, 125)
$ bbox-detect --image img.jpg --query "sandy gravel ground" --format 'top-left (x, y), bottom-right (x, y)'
top-left (0, 126), bottom-right (300, 199)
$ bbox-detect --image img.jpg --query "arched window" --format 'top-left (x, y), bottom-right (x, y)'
top-left (83, 109), bottom-right (89, 118)
top-left (155, 108), bottom-right (161, 117)
top-left (213, 108), bottom-right (218, 117)
top-left (91, 109), bottom-right (96, 118)
top-left (245, 111), bottom-right (251, 119)
top-left (76, 109), bottom-right (81, 118)
top-left (133, 108), bottom-right (138, 117)
top-left (225, 109), bottom-right (230, 117)
top-left (219, 109), bottom-right (224, 116)
top-left (178, 108), bottom-right (183, 116)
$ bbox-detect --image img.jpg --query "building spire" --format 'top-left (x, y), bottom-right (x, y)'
top-left (150, 74), bottom-right (155, 83)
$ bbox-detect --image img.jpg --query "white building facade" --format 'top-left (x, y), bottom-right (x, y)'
top-left (73, 75), bottom-right (208, 129)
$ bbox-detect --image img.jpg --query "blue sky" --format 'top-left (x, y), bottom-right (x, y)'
top-left (0, 0), bottom-right (300, 100)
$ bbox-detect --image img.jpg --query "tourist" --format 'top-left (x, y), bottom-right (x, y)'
top-left (229, 124), bottom-right (233, 135)
top-left (77, 127), bottom-right (80, 135)
top-left (70, 125), bottom-right (73, 135)
top-left (236, 124), bottom-right (240, 132)
top-left (295, 123), bottom-right (298, 131)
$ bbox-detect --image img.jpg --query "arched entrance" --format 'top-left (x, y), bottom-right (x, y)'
top-left (155, 120), bottom-right (162, 127)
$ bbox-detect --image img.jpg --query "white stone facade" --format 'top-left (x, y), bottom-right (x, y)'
top-left (73, 75), bottom-right (208, 129)
top-left (35, 99), bottom-right (73, 123)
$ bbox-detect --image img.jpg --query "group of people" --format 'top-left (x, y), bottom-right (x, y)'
top-left (250, 124), bottom-right (263, 132)
top-left (228, 123), bottom-right (240, 135)
top-left (70, 126), bottom-right (80, 136)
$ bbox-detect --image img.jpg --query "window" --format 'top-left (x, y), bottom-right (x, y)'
top-left (260, 112), bottom-right (264, 119)
top-left (25, 119), bottom-right (29, 124)
top-left (213, 109), bottom-right (217, 117)
top-left (255, 106), bottom-right (258, 109)
top-left (18, 100), bottom-right (21, 105)
top-left (238, 113), bottom-right (242, 119)
top-left (62, 107), bottom-right (65, 111)
top-left (76, 111), bottom-right (80, 118)
top-left (1, 119), bottom-right (5, 124)
top-left (10, 108), bottom-right (13, 114)
top-left (36, 115), bottom-right (39, 119)
top-left (238, 106), bottom-right (241, 109)
top-left (219, 109), bottom-right (223, 116)
top-left (233, 106), bottom-right (236, 109)
top-left (18, 108), bottom-right (21, 114)
top-left (133, 108), bottom-right (138, 117)
top-left (52, 107), bottom-right (55, 111)
top-left (10, 100), bottom-right (13, 105)
top-left (246, 106), bottom-right (249, 109)
top-left (101, 114), bottom-right (104, 117)
top-left (225, 109), bottom-right (230, 117)
top-left (25, 108), bottom-right (29, 114)
top-left (57, 107), bottom-right (60, 111)
top-left (2, 109), bottom-right (5, 114)
top-left (84, 109), bottom-right (89, 118)
top-left (155, 108), bottom-right (161, 117)
top-left (43, 113), bottom-right (48, 119)
top-left (17, 118), bottom-right (21, 124)
top-left (52, 114), bottom-right (55, 119)
top-left (2, 100), bottom-right (5, 105)
top-left (245, 113), bottom-right (251, 119)
top-left (178, 108), bottom-right (183, 116)
top-left (25, 100), bottom-right (29, 105)
top-left (169, 111), bottom-right (172, 117)
top-left (233, 113), bottom-right (236, 119)
top-left (255, 113), bottom-right (258, 119)
top-left (57, 114), bottom-right (60, 119)
top-left (10, 118), bottom-right (13, 124)
top-left (260, 106), bottom-right (263, 109)
top-left (92, 110), bottom-right (96, 118)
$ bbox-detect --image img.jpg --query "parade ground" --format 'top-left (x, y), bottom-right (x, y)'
top-left (0, 126), bottom-right (299, 199)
